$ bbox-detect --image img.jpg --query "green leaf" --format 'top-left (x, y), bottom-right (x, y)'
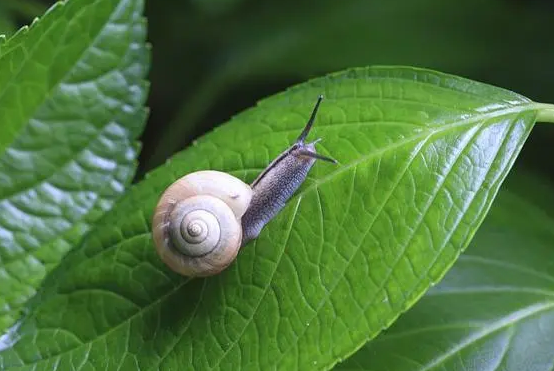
top-left (335, 170), bottom-right (554, 371)
top-left (0, 0), bottom-right (149, 333)
top-left (0, 66), bottom-right (549, 370)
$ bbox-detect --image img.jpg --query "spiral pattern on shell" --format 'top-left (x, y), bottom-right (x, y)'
top-left (152, 171), bottom-right (252, 277)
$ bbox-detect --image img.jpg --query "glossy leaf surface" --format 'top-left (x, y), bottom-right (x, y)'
top-left (0, 0), bottom-right (149, 332)
top-left (336, 171), bottom-right (554, 371)
top-left (0, 67), bottom-right (543, 370)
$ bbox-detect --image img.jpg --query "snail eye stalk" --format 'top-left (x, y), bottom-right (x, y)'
top-left (296, 94), bottom-right (324, 144)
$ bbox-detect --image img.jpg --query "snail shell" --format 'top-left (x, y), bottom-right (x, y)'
top-left (152, 170), bottom-right (252, 277)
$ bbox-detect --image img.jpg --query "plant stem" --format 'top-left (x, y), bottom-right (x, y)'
top-left (3, 0), bottom-right (48, 20)
top-left (536, 103), bottom-right (554, 124)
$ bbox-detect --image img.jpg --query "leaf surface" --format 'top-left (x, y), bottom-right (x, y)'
top-left (0, 0), bottom-right (149, 333)
top-left (336, 170), bottom-right (554, 371)
top-left (0, 66), bottom-right (542, 370)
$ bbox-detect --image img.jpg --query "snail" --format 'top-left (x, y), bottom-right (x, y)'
top-left (152, 95), bottom-right (336, 277)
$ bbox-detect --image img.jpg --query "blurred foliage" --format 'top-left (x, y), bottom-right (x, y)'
top-left (0, 5), bottom-right (15, 37)
top-left (1, 0), bottom-right (48, 36)
top-left (143, 0), bottom-right (554, 179)
top-left (28, 0), bottom-right (554, 179)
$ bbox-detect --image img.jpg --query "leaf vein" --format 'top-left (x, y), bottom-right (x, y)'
top-left (208, 196), bottom-right (303, 370)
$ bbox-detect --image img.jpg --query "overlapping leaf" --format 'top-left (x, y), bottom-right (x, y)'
top-left (336, 170), bottom-right (554, 370)
top-left (0, 67), bottom-right (547, 370)
top-left (0, 0), bottom-right (149, 333)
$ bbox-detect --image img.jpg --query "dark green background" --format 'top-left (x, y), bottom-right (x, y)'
top-left (3, 0), bottom-right (553, 180)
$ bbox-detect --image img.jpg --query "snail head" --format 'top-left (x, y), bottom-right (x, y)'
top-left (292, 94), bottom-right (337, 164)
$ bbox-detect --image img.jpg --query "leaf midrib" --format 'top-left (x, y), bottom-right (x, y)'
top-left (217, 103), bottom-right (540, 191)
top-left (290, 104), bottom-right (540, 205)
top-left (205, 97), bottom-right (523, 152)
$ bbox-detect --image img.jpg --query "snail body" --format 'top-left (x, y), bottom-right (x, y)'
top-left (241, 138), bottom-right (321, 244)
top-left (152, 95), bottom-right (335, 277)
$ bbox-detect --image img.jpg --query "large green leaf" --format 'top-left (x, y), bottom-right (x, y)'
top-left (0, 0), bottom-right (149, 333)
top-left (0, 67), bottom-right (551, 370)
top-left (336, 170), bottom-right (554, 370)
